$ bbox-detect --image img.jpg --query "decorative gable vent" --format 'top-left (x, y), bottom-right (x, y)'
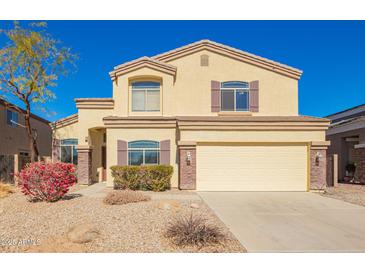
top-left (200, 54), bottom-right (209, 66)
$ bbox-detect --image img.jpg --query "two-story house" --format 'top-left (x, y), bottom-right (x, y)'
top-left (52, 40), bottom-right (330, 191)
top-left (0, 98), bottom-right (52, 182)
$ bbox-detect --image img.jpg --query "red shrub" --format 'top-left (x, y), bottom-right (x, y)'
top-left (16, 162), bottom-right (77, 202)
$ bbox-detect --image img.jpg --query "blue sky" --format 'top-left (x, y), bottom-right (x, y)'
top-left (1, 20), bottom-right (364, 122)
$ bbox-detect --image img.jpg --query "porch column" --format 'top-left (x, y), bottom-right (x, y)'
top-left (354, 144), bottom-right (365, 184)
top-left (310, 141), bottom-right (330, 190)
top-left (178, 141), bottom-right (196, 190)
top-left (77, 145), bottom-right (93, 185)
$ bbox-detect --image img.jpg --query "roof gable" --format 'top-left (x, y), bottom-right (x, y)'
top-left (110, 40), bottom-right (303, 80)
top-left (109, 56), bottom-right (177, 80)
top-left (153, 40), bottom-right (302, 79)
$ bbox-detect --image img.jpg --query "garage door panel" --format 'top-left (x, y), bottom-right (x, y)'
top-left (196, 145), bottom-right (307, 191)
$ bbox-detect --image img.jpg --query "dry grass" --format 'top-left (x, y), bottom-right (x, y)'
top-left (103, 190), bottom-right (151, 205)
top-left (165, 213), bottom-right (226, 247)
top-left (0, 183), bottom-right (14, 199)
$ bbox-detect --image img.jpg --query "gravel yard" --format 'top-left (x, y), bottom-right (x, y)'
top-left (320, 184), bottom-right (365, 207)
top-left (0, 188), bottom-right (245, 253)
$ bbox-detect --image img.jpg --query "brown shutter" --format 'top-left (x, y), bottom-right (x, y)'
top-left (211, 80), bottom-right (221, 112)
top-left (52, 139), bottom-right (61, 162)
top-left (117, 140), bottom-right (127, 166)
top-left (249, 80), bottom-right (259, 112)
top-left (160, 140), bottom-right (170, 165)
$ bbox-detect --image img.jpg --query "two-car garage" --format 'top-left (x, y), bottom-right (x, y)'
top-left (196, 143), bottom-right (308, 191)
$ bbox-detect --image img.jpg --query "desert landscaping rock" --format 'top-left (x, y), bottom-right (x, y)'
top-left (0, 190), bottom-right (245, 253)
top-left (67, 223), bottom-right (99, 244)
top-left (190, 203), bottom-right (200, 209)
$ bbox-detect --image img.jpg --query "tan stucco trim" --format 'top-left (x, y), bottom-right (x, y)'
top-left (103, 117), bottom-right (177, 128)
top-left (51, 113), bottom-right (78, 129)
top-left (77, 145), bottom-right (93, 151)
top-left (109, 57), bottom-right (177, 80)
top-left (102, 115), bottom-right (329, 130)
top-left (178, 123), bottom-right (329, 131)
top-left (196, 141), bottom-right (310, 146)
top-left (310, 140), bottom-right (330, 150)
top-left (75, 98), bottom-right (114, 109)
top-left (311, 141), bottom-right (331, 147)
top-left (152, 40), bottom-right (303, 80)
top-left (217, 112), bottom-right (253, 117)
top-left (176, 116), bottom-right (329, 122)
top-left (178, 141), bottom-right (197, 146)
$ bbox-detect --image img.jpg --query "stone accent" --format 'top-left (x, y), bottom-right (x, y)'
top-left (310, 148), bottom-right (327, 190)
top-left (354, 148), bottom-right (365, 184)
top-left (178, 145), bottom-right (196, 190)
top-left (326, 154), bottom-right (338, 187)
top-left (77, 146), bottom-right (93, 185)
top-left (326, 154), bottom-right (333, 187)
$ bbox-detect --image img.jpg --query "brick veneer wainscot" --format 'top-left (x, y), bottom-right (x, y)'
top-left (354, 148), bottom-right (365, 184)
top-left (310, 148), bottom-right (327, 190)
top-left (178, 146), bottom-right (196, 190)
top-left (77, 147), bottom-right (92, 185)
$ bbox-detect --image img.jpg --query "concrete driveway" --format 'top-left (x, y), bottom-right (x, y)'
top-left (199, 192), bottom-right (365, 252)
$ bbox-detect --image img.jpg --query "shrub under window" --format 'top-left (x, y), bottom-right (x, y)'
top-left (111, 165), bottom-right (173, 191)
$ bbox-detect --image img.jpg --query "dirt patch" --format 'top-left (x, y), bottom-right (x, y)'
top-left (320, 184), bottom-right (365, 207)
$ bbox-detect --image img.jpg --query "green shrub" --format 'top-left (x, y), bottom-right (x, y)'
top-left (111, 165), bottom-right (173, 192)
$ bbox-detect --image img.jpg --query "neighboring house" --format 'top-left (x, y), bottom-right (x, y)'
top-left (51, 40), bottom-right (330, 191)
top-left (326, 104), bottom-right (365, 184)
top-left (0, 98), bottom-right (52, 181)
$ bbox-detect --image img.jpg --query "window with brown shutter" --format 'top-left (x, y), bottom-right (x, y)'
top-left (249, 80), bottom-right (259, 112)
top-left (211, 80), bottom-right (221, 112)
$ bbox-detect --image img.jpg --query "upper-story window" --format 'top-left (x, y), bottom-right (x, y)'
top-left (131, 81), bottom-right (160, 112)
top-left (6, 109), bottom-right (19, 127)
top-left (221, 81), bottom-right (249, 111)
top-left (128, 140), bottom-right (160, 166)
top-left (60, 138), bottom-right (78, 164)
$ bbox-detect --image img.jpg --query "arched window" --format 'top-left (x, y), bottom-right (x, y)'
top-left (128, 140), bottom-right (160, 165)
top-left (131, 81), bottom-right (160, 112)
top-left (60, 138), bottom-right (78, 164)
top-left (220, 81), bottom-right (249, 111)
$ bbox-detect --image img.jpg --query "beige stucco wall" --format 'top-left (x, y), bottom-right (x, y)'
top-left (0, 103), bottom-right (52, 156)
top-left (112, 49), bottom-right (298, 117)
top-left (180, 129), bottom-right (325, 143)
top-left (106, 127), bottom-right (178, 187)
top-left (77, 108), bottom-right (113, 145)
top-left (53, 121), bottom-right (78, 140)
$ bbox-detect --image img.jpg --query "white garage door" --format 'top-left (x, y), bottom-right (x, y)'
top-left (196, 144), bottom-right (308, 191)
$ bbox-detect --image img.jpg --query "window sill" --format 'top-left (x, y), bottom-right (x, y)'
top-left (128, 111), bottom-right (162, 116)
top-left (218, 111), bottom-right (253, 116)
